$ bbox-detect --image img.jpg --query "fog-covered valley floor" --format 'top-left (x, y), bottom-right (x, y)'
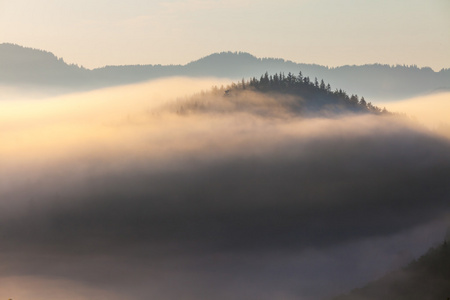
top-left (1, 79), bottom-right (449, 300)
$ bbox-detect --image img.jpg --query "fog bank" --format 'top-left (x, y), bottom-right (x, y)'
top-left (379, 91), bottom-right (450, 138)
top-left (1, 79), bottom-right (449, 300)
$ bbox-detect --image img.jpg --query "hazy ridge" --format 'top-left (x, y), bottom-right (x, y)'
top-left (2, 43), bottom-right (449, 101)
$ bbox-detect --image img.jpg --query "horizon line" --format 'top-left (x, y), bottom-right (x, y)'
top-left (1, 42), bottom-right (449, 72)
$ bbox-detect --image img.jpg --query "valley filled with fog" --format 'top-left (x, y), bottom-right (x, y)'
top-left (1, 78), bottom-right (449, 300)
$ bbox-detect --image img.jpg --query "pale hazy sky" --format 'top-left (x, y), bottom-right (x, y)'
top-left (1, 0), bottom-right (449, 70)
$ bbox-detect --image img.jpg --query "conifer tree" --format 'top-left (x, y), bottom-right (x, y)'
top-left (297, 71), bottom-right (303, 82)
top-left (320, 79), bottom-right (326, 90)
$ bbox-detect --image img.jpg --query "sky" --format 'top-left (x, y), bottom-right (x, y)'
top-left (1, 0), bottom-right (449, 70)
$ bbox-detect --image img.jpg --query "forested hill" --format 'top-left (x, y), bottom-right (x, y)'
top-left (2, 43), bottom-right (449, 100)
top-left (168, 72), bottom-right (386, 117)
top-left (186, 52), bottom-right (450, 101)
top-left (333, 240), bottom-right (450, 300)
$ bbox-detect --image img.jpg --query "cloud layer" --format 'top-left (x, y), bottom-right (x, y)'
top-left (1, 79), bottom-right (449, 300)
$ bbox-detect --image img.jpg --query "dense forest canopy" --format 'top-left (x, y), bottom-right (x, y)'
top-left (171, 71), bottom-right (386, 117)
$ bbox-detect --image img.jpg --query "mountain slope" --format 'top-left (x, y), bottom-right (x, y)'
top-left (333, 240), bottom-right (450, 300)
top-left (0, 43), bottom-right (89, 87)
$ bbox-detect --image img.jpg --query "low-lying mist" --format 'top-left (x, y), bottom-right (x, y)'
top-left (1, 78), bottom-right (449, 300)
top-left (379, 91), bottom-right (450, 138)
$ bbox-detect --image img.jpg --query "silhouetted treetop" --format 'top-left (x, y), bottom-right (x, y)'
top-left (173, 72), bottom-right (387, 117)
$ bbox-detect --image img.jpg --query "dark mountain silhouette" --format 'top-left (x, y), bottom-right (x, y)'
top-left (333, 239), bottom-right (450, 300)
top-left (1, 43), bottom-right (449, 100)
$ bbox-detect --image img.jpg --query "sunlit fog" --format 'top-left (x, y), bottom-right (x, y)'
top-left (1, 78), bottom-right (449, 300)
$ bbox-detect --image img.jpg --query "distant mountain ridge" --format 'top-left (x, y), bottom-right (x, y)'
top-left (0, 43), bottom-right (88, 86)
top-left (1, 43), bottom-right (449, 101)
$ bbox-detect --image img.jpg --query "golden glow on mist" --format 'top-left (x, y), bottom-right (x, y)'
top-left (1, 79), bottom-right (448, 183)
top-left (379, 92), bottom-right (450, 137)
top-left (0, 78), bottom-right (227, 164)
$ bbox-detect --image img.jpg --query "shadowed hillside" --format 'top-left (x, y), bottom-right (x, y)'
top-left (333, 239), bottom-right (450, 300)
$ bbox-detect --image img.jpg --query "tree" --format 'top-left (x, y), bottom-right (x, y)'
top-left (320, 79), bottom-right (326, 90)
top-left (297, 71), bottom-right (303, 82)
top-left (287, 72), bottom-right (295, 86)
top-left (360, 97), bottom-right (367, 107)
top-left (303, 76), bottom-right (310, 85)
top-left (273, 73), bottom-right (279, 87)
top-left (350, 94), bottom-right (359, 105)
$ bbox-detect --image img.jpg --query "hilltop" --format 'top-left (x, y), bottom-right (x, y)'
top-left (169, 71), bottom-right (385, 117)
